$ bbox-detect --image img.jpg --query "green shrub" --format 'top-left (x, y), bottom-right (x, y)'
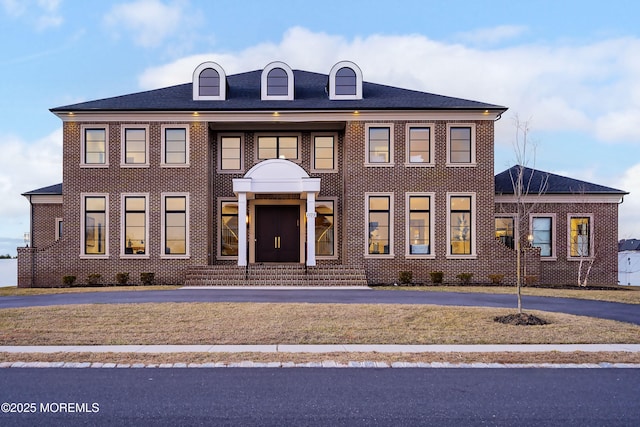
top-left (456, 273), bottom-right (473, 285)
top-left (398, 271), bottom-right (413, 285)
top-left (62, 275), bottom-right (76, 287)
top-left (115, 273), bottom-right (129, 286)
top-left (140, 272), bottom-right (155, 286)
top-left (86, 273), bottom-right (102, 286)
top-left (429, 271), bottom-right (444, 284)
top-left (488, 274), bottom-right (504, 284)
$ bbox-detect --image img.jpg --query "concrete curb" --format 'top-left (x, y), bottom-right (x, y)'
top-left (2, 344), bottom-right (640, 353)
top-left (1, 361), bottom-right (639, 369)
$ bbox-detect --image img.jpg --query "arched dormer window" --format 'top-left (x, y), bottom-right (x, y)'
top-left (193, 62), bottom-right (226, 101)
top-left (329, 61), bottom-right (363, 100)
top-left (261, 61), bottom-right (294, 100)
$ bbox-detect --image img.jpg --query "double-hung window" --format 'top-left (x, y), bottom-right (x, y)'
top-left (568, 215), bottom-right (592, 258)
top-left (219, 135), bottom-right (243, 172)
top-left (82, 194), bottom-right (108, 257)
top-left (495, 216), bottom-right (515, 249)
top-left (447, 124), bottom-right (476, 166)
top-left (448, 194), bottom-right (476, 257)
top-left (163, 194), bottom-right (189, 257)
top-left (406, 194), bottom-right (433, 257)
top-left (312, 134), bottom-right (336, 171)
top-left (315, 200), bottom-right (335, 257)
top-left (220, 201), bottom-right (239, 257)
top-left (366, 124), bottom-right (393, 165)
top-left (531, 214), bottom-right (555, 259)
top-left (122, 195), bottom-right (148, 257)
top-left (406, 125), bottom-right (433, 165)
top-left (162, 126), bottom-right (188, 166)
top-left (122, 126), bottom-right (149, 166)
top-left (366, 194), bottom-right (393, 256)
top-left (81, 126), bottom-right (108, 166)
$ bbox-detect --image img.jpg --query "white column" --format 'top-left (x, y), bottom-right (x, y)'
top-left (306, 192), bottom-right (316, 266)
top-left (237, 192), bottom-right (247, 266)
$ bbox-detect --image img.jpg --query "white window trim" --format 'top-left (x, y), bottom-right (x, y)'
top-left (328, 61), bottom-right (363, 100)
top-left (192, 62), bottom-right (226, 101)
top-left (55, 218), bottom-right (63, 241)
top-left (261, 61), bottom-right (294, 101)
top-left (161, 124), bottom-right (190, 167)
top-left (315, 197), bottom-right (339, 260)
top-left (254, 133), bottom-right (302, 163)
top-left (446, 192), bottom-right (477, 259)
top-left (365, 123), bottom-right (394, 167)
top-left (446, 123), bottom-right (477, 167)
top-left (405, 192), bottom-right (435, 259)
top-left (120, 124), bottom-right (150, 168)
top-left (80, 124), bottom-right (109, 168)
top-left (405, 123), bottom-right (435, 167)
top-left (217, 133), bottom-right (244, 173)
top-left (161, 193), bottom-right (190, 259)
top-left (567, 213), bottom-right (594, 260)
top-left (365, 192), bottom-right (395, 259)
top-left (310, 133), bottom-right (338, 173)
top-left (529, 213), bottom-right (557, 261)
top-left (80, 193), bottom-right (109, 259)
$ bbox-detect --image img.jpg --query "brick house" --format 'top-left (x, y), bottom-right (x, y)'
top-left (17, 61), bottom-right (627, 287)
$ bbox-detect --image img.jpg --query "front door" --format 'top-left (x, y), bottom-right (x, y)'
top-left (255, 205), bottom-right (300, 262)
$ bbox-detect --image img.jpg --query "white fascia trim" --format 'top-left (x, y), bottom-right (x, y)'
top-left (261, 61), bottom-right (294, 101)
top-left (27, 195), bottom-right (63, 204)
top-left (495, 194), bottom-right (625, 204)
top-left (193, 62), bottom-right (226, 101)
top-left (55, 110), bottom-right (504, 123)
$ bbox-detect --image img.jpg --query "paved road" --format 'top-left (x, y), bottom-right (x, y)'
top-left (1, 288), bottom-right (639, 325)
top-left (1, 368), bottom-right (638, 426)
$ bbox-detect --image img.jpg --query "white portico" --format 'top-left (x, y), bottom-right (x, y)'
top-left (232, 159), bottom-right (321, 267)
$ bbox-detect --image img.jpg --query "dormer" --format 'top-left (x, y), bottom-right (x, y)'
top-left (193, 62), bottom-right (226, 101)
top-left (329, 61), bottom-right (363, 100)
top-left (261, 61), bottom-right (294, 100)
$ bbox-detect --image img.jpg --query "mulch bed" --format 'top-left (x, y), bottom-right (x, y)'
top-left (494, 313), bottom-right (548, 326)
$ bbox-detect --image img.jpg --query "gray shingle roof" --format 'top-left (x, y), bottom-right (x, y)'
top-left (22, 183), bottom-right (62, 196)
top-left (495, 165), bottom-right (627, 195)
top-left (51, 70), bottom-right (507, 112)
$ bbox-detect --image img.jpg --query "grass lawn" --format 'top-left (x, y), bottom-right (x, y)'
top-left (0, 285), bottom-right (180, 296)
top-left (376, 285), bottom-right (640, 305)
top-left (2, 302), bottom-right (639, 346)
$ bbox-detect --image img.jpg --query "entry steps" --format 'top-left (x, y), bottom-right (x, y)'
top-left (184, 264), bottom-right (368, 287)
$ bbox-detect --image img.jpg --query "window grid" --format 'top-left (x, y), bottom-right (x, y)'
top-left (257, 136), bottom-right (299, 161)
top-left (408, 127), bottom-right (431, 164)
top-left (569, 216), bottom-right (591, 257)
top-left (84, 128), bottom-right (107, 165)
top-left (221, 201), bottom-right (239, 257)
top-left (532, 216), bottom-right (553, 257)
top-left (123, 127), bottom-right (148, 165)
top-left (495, 217), bottom-right (515, 249)
top-left (313, 135), bottom-right (335, 170)
top-left (367, 126), bottom-right (392, 164)
top-left (221, 136), bottom-right (242, 170)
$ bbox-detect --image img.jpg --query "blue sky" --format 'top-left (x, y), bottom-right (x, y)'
top-left (1, 0), bottom-right (639, 255)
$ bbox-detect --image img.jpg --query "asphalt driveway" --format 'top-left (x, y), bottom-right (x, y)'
top-left (1, 288), bottom-right (639, 325)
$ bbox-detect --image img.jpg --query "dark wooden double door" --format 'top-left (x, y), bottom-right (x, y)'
top-left (255, 205), bottom-right (300, 263)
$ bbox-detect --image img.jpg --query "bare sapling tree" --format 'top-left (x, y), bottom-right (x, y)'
top-left (571, 192), bottom-right (601, 287)
top-left (507, 115), bottom-right (549, 313)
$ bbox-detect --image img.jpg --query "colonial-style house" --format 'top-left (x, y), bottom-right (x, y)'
top-left (17, 61), bottom-right (627, 287)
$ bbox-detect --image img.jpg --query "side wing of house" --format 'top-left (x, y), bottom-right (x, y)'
top-left (494, 166), bottom-right (628, 286)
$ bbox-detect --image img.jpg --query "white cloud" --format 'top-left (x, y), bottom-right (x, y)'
top-left (612, 163), bottom-right (640, 239)
top-left (137, 27), bottom-right (640, 148)
top-left (1, 0), bottom-right (62, 30)
top-left (455, 25), bottom-right (528, 46)
top-left (0, 129), bottom-right (62, 238)
top-left (103, 0), bottom-right (188, 48)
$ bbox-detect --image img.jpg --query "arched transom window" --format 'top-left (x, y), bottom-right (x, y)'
top-left (192, 62), bottom-right (226, 100)
top-left (261, 62), bottom-right (294, 100)
top-left (329, 61), bottom-right (363, 100)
